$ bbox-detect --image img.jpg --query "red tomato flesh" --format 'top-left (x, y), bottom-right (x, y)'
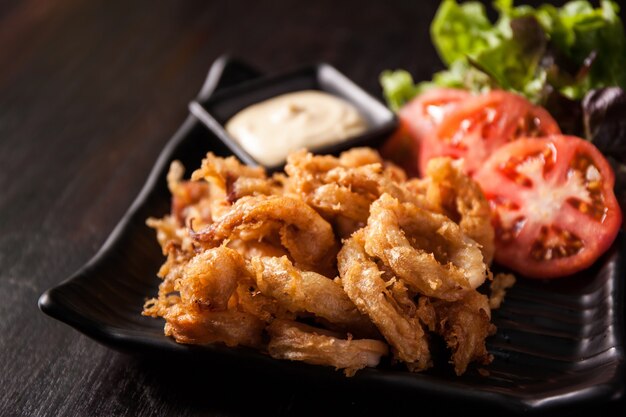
top-left (424, 90), bottom-right (561, 176)
top-left (474, 135), bottom-right (621, 278)
top-left (392, 88), bottom-right (470, 177)
top-left (390, 89), bottom-right (560, 178)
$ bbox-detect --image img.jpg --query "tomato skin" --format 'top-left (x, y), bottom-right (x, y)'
top-left (420, 90), bottom-right (561, 176)
top-left (386, 89), bottom-right (620, 278)
top-left (474, 135), bottom-right (622, 279)
top-left (379, 120), bottom-right (420, 178)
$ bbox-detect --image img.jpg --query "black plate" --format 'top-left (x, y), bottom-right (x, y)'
top-left (189, 61), bottom-right (397, 171)
top-left (38, 56), bottom-right (625, 415)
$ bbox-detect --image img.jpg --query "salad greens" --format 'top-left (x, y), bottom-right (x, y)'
top-left (381, 0), bottom-right (626, 172)
top-left (381, 0), bottom-right (626, 111)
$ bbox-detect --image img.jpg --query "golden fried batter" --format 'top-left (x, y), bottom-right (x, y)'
top-left (144, 148), bottom-right (502, 376)
top-left (309, 182), bottom-right (372, 223)
top-left (248, 256), bottom-right (378, 337)
top-left (166, 160), bottom-right (212, 226)
top-left (489, 273), bottom-right (516, 309)
top-left (230, 175), bottom-right (285, 201)
top-left (164, 304), bottom-right (265, 348)
top-left (431, 291), bottom-right (495, 375)
top-left (338, 147), bottom-right (385, 167)
top-left (226, 238), bottom-right (288, 260)
top-left (233, 281), bottom-right (296, 323)
top-left (191, 153), bottom-right (265, 220)
top-left (175, 247), bottom-right (246, 311)
top-left (425, 157), bottom-right (495, 265)
top-left (364, 193), bottom-right (487, 299)
top-left (338, 230), bottom-right (432, 371)
top-left (267, 319), bottom-right (388, 376)
top-left (284, 148), bottom-right (428, 237)
top-left (191, 195), bottom-right (338, 274)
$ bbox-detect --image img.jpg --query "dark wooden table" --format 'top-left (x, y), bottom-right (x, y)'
top-left (1, 1), bottom-right (624, 416)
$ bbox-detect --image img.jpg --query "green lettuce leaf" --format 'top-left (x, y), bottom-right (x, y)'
top-left (381, 0), bottom-right (626, 111)
top-left (538, 0), bottom-right (626, 98)
top-left (430, 0), bottom-right (497, 65)
top-left (379, 70), bottom-right (419, 112)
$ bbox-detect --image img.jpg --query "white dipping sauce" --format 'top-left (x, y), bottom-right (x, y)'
top-left (225, 90), bottom-right (368, 166)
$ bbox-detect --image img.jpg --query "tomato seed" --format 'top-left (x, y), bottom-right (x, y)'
top-left (530, 225), bottom-right (584, 261)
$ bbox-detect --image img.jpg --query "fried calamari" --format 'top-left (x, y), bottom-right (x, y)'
top-left (267, 319), bottom-right (389, 377)
top-left (364, 193), bottom-right (487, 299)
top-left (248, 256), bottom-right (378, 338)
top-left (284, 148), bottom-right (428, 237)
top-left (144, 148), bottom-right (504, 376)
top-left (425, 158), bottom-right (495, 265)
top-left (192, 195), bottom-right (338, 275)
top-left (429, 291), bottom-right (495, 375)
top-left (338, 230), bottom-right (432, 371)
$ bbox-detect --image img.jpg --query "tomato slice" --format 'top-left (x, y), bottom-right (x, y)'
top-left (474, 135), bottom-right (622, 278)
top-left (421, 90), bottom-right (561, 176)
top-left (382, 88), bottom-right (470, 177)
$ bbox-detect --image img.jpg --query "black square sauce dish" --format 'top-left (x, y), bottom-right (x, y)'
top-left (189, 62), bottom-right (398, 172)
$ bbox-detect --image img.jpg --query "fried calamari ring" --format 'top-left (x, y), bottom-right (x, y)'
top-left (191, 153), bottom-right (265, 220)
top-left (229, 175), bottom-right (285, 201)
top-left (175, 246), bottom-right (246, 311)
top-left (285, 149), bottom-right (427, 237)
top-left (364, 194), bottom-right (487, 301)
top-left (158, 246), bottom-right (267, 348)
top-left (425, 157), bottom-right (495, 265)
top-left (284, 150), bottom-right (369, 227)
top-left (323, 164), bottom-right (426, 208)
top-left (267, 319), bottom-right (389, 376)
top-left (287, 149), bottom-right (424, 213)
top-left (338, 147), bottom-right (385, 167)
top-left (248, 256), bottom-right (378, 337)
top-left (338, 147), bottom-right (408, 184)
top-left (309, 183), bottom-right (372, 223)
top-left (226, 239), bottom-right (288, 260)
top-left (338, 230), bottom-right (432, 371)
top-left (232, 281), bottom-right (296, 323)
top-left (191, 195), bottom-right (338, 274)
top-left (164, 304), bottom-right (265, 348)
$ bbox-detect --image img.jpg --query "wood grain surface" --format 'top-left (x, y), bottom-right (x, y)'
top-left (0, 1), bottom-right (623, 416)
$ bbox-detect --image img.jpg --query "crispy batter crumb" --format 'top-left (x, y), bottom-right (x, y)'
top-left (489, 273), bottom-right (516, 309)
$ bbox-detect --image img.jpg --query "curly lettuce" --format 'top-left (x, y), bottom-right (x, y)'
top-left (381, 0), bottom-right (626, 108)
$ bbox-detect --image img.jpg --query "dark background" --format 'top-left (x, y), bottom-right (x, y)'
top-left (1, 0), bottom-right (624, 416)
